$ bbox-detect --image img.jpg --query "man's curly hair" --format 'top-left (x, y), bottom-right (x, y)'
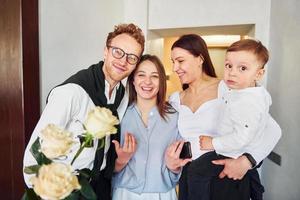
top-left (106, 23), bottom-right (145, 55)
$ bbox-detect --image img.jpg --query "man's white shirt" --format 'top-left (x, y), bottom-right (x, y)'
top-left (23, 79), bottom-right (128, 186)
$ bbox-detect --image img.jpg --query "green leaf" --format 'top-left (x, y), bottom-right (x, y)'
top-left (97, 138), bottom-right (105, 150)
top-left (85, 137), bottom-right (94, 147)
top-left (30, 137), bottom-right (52, 165)
top-left (71, 134), bottom-right (95, 165)
top-left (79, 178), bottom-right (97, 200)
top-left (63, 191), bottom-right (80, 200)
top-left (71, 144), bottom-right (85, 165)
top-left (24, 165), bottom-right (41, 174)
top-left (21, 188), bottom-right (40, 200)
top-left (77, 168), bottom-right (92, 180)
top-left (78, 134), bottom-right (94, 148)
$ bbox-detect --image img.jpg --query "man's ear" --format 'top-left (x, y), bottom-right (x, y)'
top-left (103, 46), bottom-right (108, 60)
top-left (256, 68), bottom-right (265, 81)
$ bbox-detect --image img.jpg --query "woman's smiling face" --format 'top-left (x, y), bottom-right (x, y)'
top-left (171, 47), bottom-right (203, 85)
top-left (133, 60), bottom-right (160, 101)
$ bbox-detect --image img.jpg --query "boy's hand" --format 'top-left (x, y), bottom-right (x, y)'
top-left (199, 135), bottom-right (214, 150)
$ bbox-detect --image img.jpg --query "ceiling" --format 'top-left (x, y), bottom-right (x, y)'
top-left (148, 24), bottom-right (255, 39)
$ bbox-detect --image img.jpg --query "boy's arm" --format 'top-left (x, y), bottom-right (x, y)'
top-left (212, 96), bottom-right (262, 156)
top-left (245, 114), bottom-right (281, 163)
top-left (212, 113), bottom-right (281, 180)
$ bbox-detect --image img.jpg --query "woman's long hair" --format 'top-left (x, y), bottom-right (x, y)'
top-left (172, 34), bottom-right (217, 89)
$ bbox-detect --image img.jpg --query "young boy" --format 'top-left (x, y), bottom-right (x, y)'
top-left (200, 39), bottom-right (277, 200)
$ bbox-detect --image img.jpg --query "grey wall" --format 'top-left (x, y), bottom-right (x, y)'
top-left (262, 0), bottom-right (300, 199)
top-left (39, 0), bottom-right (124, 108)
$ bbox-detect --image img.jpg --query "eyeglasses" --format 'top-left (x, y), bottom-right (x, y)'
top-left (107, 45), bottom-right (140, 65)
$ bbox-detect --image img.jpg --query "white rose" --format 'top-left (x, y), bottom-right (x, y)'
top-left (40, 124), bottom-right (74, 159)
top-left (30, 163), bottom-right (81, 200)
top-left (84, 107), bottom-right (119, 139)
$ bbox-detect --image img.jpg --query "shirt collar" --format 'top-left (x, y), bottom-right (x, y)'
top-left (104, 77), bottom-right (128, 91)
top-left (128, 103), bottom-right (159, 115)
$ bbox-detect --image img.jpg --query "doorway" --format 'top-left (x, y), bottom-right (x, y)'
top-left (146, 24), bottom-right (255, 98)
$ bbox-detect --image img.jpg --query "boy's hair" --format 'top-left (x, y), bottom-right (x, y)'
top-left (227, 39), bottom-right (269, 68)
top-left (106, 23), bottom-right (145, 55)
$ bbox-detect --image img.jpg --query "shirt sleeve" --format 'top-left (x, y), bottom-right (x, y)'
top-left (168, 92), bottom-right (180, 111)
top-left (23, 84), bottom-right (82, 187)
top-left (165, 116), bottom-right (182, 186)
top-left (212, 96), bottom-right (263, 157)
top-left (168, 168), bottom-right (182, 183)
top-left (161, 163), bottom-right (181, 187)
top-left (247, 115), bottom-right (281, 163)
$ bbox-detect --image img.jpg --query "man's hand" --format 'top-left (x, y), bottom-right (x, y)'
top-left (165, 140), bottom-right (192, 174)
top-left (113, 132), bottom-right (137, 172)
top-left (199, 135), bottom-right (214, 150)
top-left (212, 155), bottom-right (252, 180)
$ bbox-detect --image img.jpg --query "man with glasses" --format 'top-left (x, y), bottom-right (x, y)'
top-left (107, 45), bottom-right (140, 65)
top-left (23, 23), bottom-right (145, 200)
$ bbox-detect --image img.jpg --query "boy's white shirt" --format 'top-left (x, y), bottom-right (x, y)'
top-left (213, 80), bottom-right (281, 163)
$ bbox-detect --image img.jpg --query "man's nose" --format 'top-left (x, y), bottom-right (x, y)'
top-left (119, 55), bottom-right (127, 65)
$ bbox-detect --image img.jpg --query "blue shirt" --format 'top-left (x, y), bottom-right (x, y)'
top-left (112, 104), bottom-right (181, 194)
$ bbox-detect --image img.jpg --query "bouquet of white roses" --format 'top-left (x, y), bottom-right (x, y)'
top-left (23, 107), bottom-right (119, 200)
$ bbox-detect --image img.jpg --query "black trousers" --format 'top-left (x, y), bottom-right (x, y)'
top-left (178, 151), bottom-right (264, 200)
top-left (90, 170), bottom-right (112, 200)
top-left (248, 163), bottom-right (265, 200)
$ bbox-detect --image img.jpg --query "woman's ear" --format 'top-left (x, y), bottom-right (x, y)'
top-left (199, 54), bottom-right (204, 65)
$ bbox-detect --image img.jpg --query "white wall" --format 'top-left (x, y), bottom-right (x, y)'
top-left (262, 0), bottom-right (300, 199)
top-left (123, 0), bottom-right (148, 40)
top-left (148, 0), bottom-right (271, 44)
top-left (39, 0), bottom-right (124, 108)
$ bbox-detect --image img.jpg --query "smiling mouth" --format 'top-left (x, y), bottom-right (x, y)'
top-left (177, 72), bottom-right (185, 78)
top-left (113, 63), bottom-right (127, 73)
top-left (141, 86), bottom-right (153, 91)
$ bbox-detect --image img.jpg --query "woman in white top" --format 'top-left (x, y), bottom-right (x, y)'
top-left (165, 34), bottom-right (281, 200)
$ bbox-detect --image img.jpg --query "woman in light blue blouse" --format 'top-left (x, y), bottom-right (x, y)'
top-left (112, 54), bottom-right (190, 200)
